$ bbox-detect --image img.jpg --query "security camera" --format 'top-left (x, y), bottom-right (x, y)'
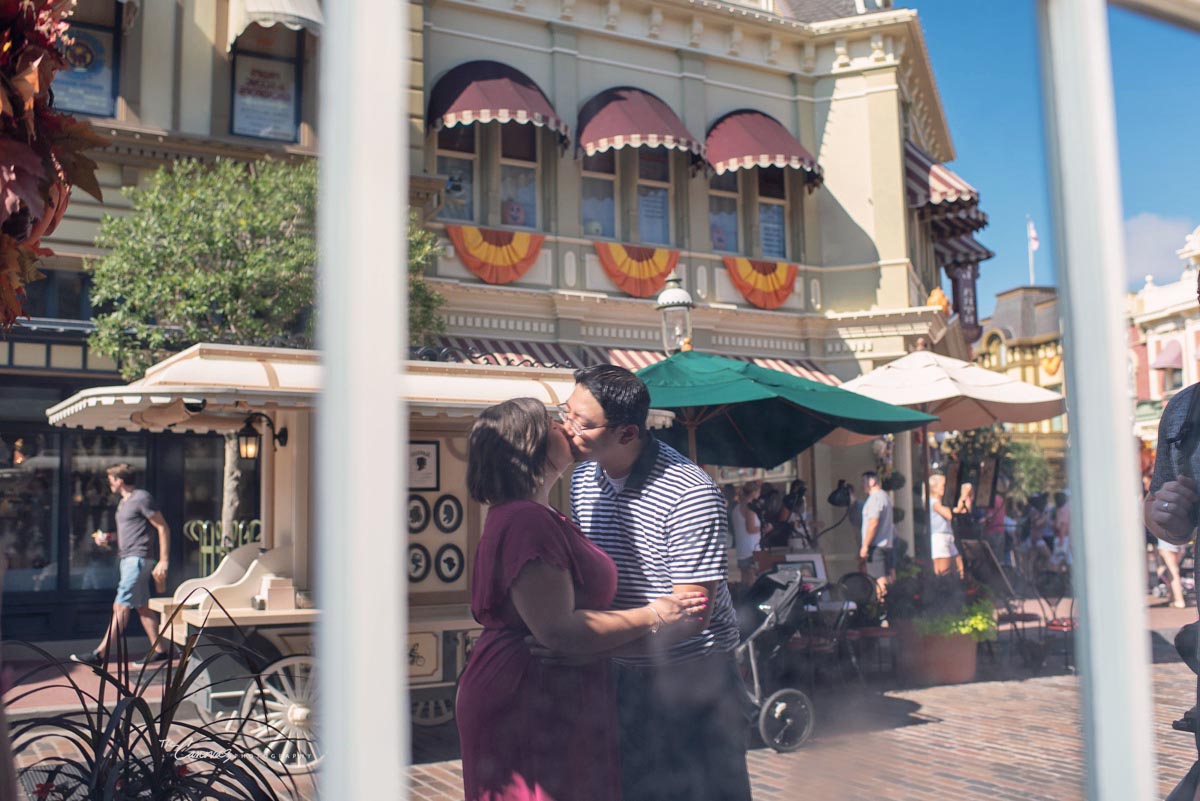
top-left (182, 398), bottom-right (207, 414)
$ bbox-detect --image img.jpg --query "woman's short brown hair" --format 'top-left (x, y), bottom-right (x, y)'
top-left (467, 397), bottom-right (552, 506)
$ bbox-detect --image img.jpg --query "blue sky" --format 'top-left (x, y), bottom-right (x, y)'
top-left (901, 1), bottom-right (1200, 318)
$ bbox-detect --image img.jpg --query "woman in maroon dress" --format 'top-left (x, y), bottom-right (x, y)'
top-left (457, 398), bottom-right (705, 801)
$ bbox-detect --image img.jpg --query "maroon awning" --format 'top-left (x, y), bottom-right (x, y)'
top-left (705, 110), bottom-right (823, 188)
top-left (1151, 339), bottom-right (1183, 370)
top-left (427, 61), bottom-right (568, 142)
top-left (934, 234), bottom-right (995, 269)
top-left (905, 140), bottom-right (987, 238)
top-left (576, 87), bottom-right (702, 158)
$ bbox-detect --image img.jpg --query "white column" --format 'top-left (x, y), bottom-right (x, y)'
top-left (1037, 2), bottom-right (1154, 799)
top-left (317, 0), bottom-right (408, 799)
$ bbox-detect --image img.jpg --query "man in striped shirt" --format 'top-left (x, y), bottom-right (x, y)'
top-left (562, 365), bottom-right (750, 801)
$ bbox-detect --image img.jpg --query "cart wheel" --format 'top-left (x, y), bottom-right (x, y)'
top-left (411, 696), bottom-right (456, 727)
top-left (239, 655), bottom-right (322, 773)
top-left (757, 688), bottom-right (814, 753)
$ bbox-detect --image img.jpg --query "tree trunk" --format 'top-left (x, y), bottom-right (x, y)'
top-left (222, 433), bottom-right (241, 551)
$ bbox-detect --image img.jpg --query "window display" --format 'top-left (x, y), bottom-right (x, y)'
top-left (0, 431), bottom-right (60, 592)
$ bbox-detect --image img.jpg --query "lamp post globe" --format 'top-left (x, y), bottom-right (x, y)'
top-left (655, 272), bottom-right (694, 355)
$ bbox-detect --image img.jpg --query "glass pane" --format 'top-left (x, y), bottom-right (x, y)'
top-left (181, 437), bottom-right (246, 581)
top-left (759, 203), bottom-right (786, 259)
top-left (582, 177), bottom-right (616, 239)
top-left (437, 125), bottom-right (475, 154)
top-left (0, 431), bottom-right (59, 593)
top-left (710, 171), bottom-right (738, 193)
top-left (56, 24), bottom-right (116, 117)
top-left (583, 150), bottom-right (616, 175)
top-left (758, 166), bottom-right (786, 200)
top-left (501, 124), bottom-right (537, 162)
top-left (500, 164), bottom-right (537, 228)
top-left (68, 433), bottom-right (147, 591)
top-left (56, 272), bottom-right (88, 320)
top-left (638, 147), bottom-right (670, 182)
top-left (232, 54), bottom-right (298, 142)
top-left (438, 155), bottom-right (475, 221)
top-left (22, 270), bottom-right (50, 318)
top-left (638, 185), bottom-right (670, 245)
top-left (0, 387), bottom-right (63, 422)
top-left (709, 195), bottom-right (739, 253)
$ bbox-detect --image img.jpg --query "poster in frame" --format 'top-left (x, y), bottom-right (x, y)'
top-left (409, 441), bottom-right (439, 491)
top-left (977, 457), bottom-right (1001, 510)
top-left (783, 551), bottom-right (827, 582)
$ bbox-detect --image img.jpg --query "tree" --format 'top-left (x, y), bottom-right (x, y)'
top-left (939, 424), bottom-right (1057, 504)
top-left (1006, 441), bottom-right (1056, 504)
top-left (88, 159), bottom-right (446, 553)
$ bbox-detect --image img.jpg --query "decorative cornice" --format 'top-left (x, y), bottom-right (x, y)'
top-left (95, 122), bottom-right (316, 168)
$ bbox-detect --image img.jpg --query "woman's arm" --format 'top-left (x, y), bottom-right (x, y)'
top-left (741, 504), bottom-right (760, 534)
top-left (930, 496), bottom-right (953, 522)
top-left (510, 561), bottom-right (704, 656)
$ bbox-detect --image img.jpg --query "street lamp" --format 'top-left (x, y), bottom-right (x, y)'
top-left (237, 412), bottom-right (289, 461)
top-left (655, 272), bottom-right (694, 356)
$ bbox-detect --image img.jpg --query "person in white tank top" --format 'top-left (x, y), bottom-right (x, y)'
top-left (732, 481), bottom-right (762, 584)
top-left (929, 473), bottom-right (963, 577)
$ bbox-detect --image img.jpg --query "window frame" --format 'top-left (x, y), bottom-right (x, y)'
top-left (55, 2), bottom-right (122, 119)
top-left (497, 124), bottom-right (541, 231)
top-left (581, 151), bottom-right (619, 240)
top-left (756, 167), bottom-right (789, 261)
top-left (229, 26), bottom-right (305, 144)
top-left (635, 147), bottom-right (673, 247)
top-left (708, 172), bottom-right (741, 255)
top-left (435, 126), bottom-right (480, 224)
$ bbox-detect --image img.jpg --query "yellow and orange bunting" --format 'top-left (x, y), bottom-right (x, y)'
top-left (445, 225), bottom-right (546, 285)
top-left (1041, 354), bottom-right (1062, 376)
top-left (723, 257), bottom-right (798, 310)
top-left (593, 242), bottom-right (680, 299)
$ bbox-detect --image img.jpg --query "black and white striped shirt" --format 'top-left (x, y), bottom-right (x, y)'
top-left (571, 437), bottom-right (740, 665)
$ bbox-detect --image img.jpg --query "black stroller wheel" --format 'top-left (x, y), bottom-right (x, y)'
top-left (757, 688), bottom-right (815, 752)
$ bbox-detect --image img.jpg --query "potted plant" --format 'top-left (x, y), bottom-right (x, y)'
top-left (885, 561), bottom-right (997, 685)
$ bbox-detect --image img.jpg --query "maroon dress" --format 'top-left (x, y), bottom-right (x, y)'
top-left (457, 500), bottom-right (620, 801)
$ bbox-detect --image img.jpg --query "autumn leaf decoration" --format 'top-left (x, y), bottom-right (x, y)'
top-left (0, 1), bottom-right (109, 332)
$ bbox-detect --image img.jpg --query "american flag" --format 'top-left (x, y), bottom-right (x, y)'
top-left (1027, 218), bottom-right (1040, 252)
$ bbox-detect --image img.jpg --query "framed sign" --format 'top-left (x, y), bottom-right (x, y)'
top-left (977, 457), bottom-right (1001, 510)
top-left (435, 544), bottom-right (465, 583)
top-left (232, 54), bottom-right (298, 142)
top-left (56, 25), bottom-right (117, 117)
top-left (434, 495), bottom-right (463, 534)
top-left (408, 494), bottom-right (431, 534)
top-left (783, 551), bottom-right (827, 582)
top-left (409, 441), bottom-right (439, 491)
top-left (408, 544), bottom-right (431, 583)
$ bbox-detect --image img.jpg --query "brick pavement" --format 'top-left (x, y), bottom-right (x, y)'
top-left (9, 602), bottom-right (1200, 800)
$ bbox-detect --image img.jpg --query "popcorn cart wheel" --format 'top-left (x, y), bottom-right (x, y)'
top-left (238, 654), bottom-right (322, 772)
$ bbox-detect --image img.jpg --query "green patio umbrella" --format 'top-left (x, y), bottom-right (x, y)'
top-left (637, 350), bottom-right (938, 467)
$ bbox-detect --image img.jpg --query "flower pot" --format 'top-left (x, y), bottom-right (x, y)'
top-left (892, 621), bottom-right (978, 685)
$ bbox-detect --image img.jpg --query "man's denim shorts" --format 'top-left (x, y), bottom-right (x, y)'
top-left (115, 556), bottom-right (154, 608)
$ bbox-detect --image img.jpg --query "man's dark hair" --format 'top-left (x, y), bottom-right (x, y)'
top-left (573, 364), bottom-right (650, 435)
top-left (106, 463), bottom-right (136, 486)
top-left (467, 398), bottom-right (552, 506)
top-left (862, 471), bottom-right (879, 483)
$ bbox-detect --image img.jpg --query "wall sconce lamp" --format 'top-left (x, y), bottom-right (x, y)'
top-left (237, 412), bottom-right (288, 461)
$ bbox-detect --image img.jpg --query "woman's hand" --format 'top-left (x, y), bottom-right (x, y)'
top-left (649, 591), bottom-right (708, 627)
top-left (1148, 477), bottom-right (1199, 545)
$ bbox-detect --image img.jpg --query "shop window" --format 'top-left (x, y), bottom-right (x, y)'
top-left (499, 124), bottom-right (538, 228)
top-left (1164, 368), bottom-right (1184, 393)
top-left (67, 432), bottom-right (147, 591)
top-left (231, 24), bottom-right (303, 143)
top-left (181, 436), bottom-right (259, 580)
top-left (708, 172), bottom-right (739, 254)
top-left (16, 271), bottom-right (91, 320)
top-left (581, 151), bottom-right (616, 239)
top-left (637, 148), bottom-right (671, 246)
top-left (437, 126), bottom-right (477, 222)
top-left (757, 167), bottom-right (787, 260)
top-left (55, 1), bottom-right (120, 118)
top-left (0, 431), bottom-right (60, 592)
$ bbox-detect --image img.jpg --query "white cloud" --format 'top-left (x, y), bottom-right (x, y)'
top-left (1123, 212), bottom-right (1196, 287)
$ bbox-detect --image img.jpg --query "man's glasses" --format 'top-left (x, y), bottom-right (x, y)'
top-left (555, 404), bottom-right (615, 436)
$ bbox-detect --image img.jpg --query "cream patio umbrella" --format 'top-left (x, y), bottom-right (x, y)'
top-left (822, 349), bottom-right (1066, 555)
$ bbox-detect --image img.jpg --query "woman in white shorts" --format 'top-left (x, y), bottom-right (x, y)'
top-left (929, 473), bottom-right (962, 577)
top-left (1158, 536), bottom-right (1187, 608)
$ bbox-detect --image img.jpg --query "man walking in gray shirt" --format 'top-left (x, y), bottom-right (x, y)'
top-left (72, 464), bottom-right (172, 666)
top-left (859, 471), bottom-right (896, 590)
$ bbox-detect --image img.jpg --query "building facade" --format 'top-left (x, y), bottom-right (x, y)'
top-left (1, 0), bottom-right (319, 641)
top-left (974, 286), bottom-right (1068, 479)
top-left (1128, 224), bottom-right (1200, 456)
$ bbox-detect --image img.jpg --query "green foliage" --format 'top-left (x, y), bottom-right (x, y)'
top-left (885, 560), bottom-right (997, 643)
top-left (1005, 440), bottom-right (1056, 504)
top-left (407, 210), bottom-right (445, 346)
top-left (913, 598), bottom-right (998, 643)
top-left (88, 160), bottom-right (446, 379)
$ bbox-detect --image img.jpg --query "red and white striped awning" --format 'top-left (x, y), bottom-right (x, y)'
top-left (594, 347), bottom-right (841, 386)
top-left (427, 337), bottom-right (587, 368)
top-left (934, 234), bottom-right (995, 268)
top-left (905, 141), bottom-right (987, 238)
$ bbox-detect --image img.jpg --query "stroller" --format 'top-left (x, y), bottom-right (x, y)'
top-left (734, 563), bottom-right (819, 752)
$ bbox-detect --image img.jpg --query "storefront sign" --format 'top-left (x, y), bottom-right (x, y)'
top-left (949, 264), bottom-right (982, 342)
top-left (232, 54), bottom-right (298, 142)
top-left (55, 27), bottom-right (116, 117)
